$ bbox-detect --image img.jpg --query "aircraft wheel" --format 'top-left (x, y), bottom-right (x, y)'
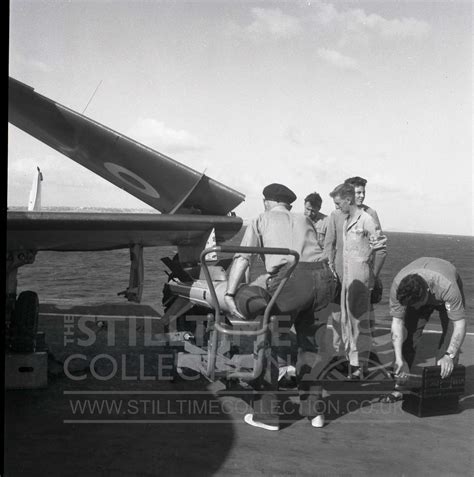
top-left (9, 291), bottom-right (39, 352)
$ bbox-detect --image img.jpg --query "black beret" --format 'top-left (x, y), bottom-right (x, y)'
top-left (262, 183), bottom-right (297, 204)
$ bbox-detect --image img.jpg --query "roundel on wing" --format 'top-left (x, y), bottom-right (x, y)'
top-left (104, 162), bottom-right (160, 199)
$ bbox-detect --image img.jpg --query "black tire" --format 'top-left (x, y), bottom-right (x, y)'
top-left (10, 291), bottom-right (39, 352)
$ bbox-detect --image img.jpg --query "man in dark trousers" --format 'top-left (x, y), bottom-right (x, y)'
top-left (224, 183), bottom-right (335, 430)
top-left (381, 257), bottom-right (467, 402)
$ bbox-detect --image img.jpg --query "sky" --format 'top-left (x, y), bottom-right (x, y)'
top-left (8, 0), bottom-right (473, 235)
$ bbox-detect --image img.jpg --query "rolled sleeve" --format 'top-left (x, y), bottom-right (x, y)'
top-left (366, 217), bottom-right (387, 254)
top-left (441, 282), bottom-right (465, 321)
top-left (389, 280), bottom-right (405, 319)
top-left (390, 303), bottom-right (405, 319)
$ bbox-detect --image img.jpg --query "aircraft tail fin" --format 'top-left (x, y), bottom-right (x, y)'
top-left (27, 167), bottom-right (43, 211)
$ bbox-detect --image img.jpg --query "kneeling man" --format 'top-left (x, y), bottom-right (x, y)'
top-left (382, 257), bottom-right (467, 402)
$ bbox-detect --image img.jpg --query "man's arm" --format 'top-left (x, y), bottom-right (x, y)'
top-left (224, 257), bottom-right (250, 319)
top-left (226, 256), bottom-right (249, 295)
top-left (367, 207), bottom-right (381, 230)
top-left (316, 215), bottom-right (328, 250)
top-left (322, 212), bottom-right (336, 264)
top-left (222, 217), bottom-right (261, 318)
top-left (366, 215), bottom-right (387, 277)
top-left (437, 318), bottom-right (467, 378)
top-left (373, 250), bottom-right (387, 278)
top-left (391, 317), bottom-right (409, 376)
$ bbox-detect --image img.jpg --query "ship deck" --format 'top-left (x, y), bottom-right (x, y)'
top-left (4, 303), bottom-right (473, 476)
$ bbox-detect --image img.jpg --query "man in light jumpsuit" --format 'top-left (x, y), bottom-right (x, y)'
top-left (329, 183), bottom-right (387, 379)
top-left (324, 177), bottom-right (384, 372)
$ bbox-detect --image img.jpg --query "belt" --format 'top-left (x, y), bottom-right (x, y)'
top-left (297, 260), bottom-right (329, 270)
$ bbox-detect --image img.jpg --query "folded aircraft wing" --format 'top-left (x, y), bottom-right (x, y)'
top-left (7, 211), bottom-right (242, 252)
top-left (8, 77), bottom-right (245, 215)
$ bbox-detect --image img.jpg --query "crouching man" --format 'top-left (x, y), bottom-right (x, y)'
top-left (381, 257), bottom-right (467, 403)
top-left (224, 183), bottom-right (335, 430)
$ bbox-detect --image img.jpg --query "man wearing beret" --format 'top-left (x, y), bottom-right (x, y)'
top-left (224, 183), bottom-right (335, 431)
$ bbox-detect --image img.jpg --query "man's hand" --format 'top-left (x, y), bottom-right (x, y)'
top-left (394, 358), bottom-right (409, 383)
top-left (437, 355), bottom-right (454, 379)
top-left (436, 318), bottom-right (465, 379)
top-left (224, 295), bottom-right (245, 320)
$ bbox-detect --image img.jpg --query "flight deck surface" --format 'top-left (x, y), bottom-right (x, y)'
top-left (4, 303), bottom-right (473, 476)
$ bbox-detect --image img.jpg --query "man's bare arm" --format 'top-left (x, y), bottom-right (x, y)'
top-left (392, 317), bottom-right (405, 363)
top-left (226, 256), bottom-right (249, 295)
top-left (437, 318), bottom-right (466, 378)
top-left (391, 317), bottom-right (409, 376)
top-left (224, 256), bottom-right (250, 319)
top-left (373, 249), bottom-right (387, 278)
top-left (446, 318), bottom-right (467, 356)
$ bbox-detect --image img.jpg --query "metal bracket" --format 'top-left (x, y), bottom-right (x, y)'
top-left (118, 244), bottom-right (144, 303)
top-left (6, 250), bottom-right (37, 294)
top-left (6, 250), bottom-right (37, 274)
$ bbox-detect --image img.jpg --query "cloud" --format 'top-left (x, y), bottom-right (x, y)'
top-left (14, 54), bottom-right (51, 73)
top-left (7, 151), bottom-right (152, 209)
top-left (8, 153), bottom-right (106, 188)
top-left (126, 118), bottom-right (206, 153)
top-left (313, 2), bottom-right (430, 40)
top-left (366, 172), bottom-right (428, 201)
top-left (226, 4), bottom-right (429, 48)
top-left (285, 126), bottom-right (305, 146)
top-left (346, 8), bottom-right (431, 39)
top-left (228, 7), bottom-right (303, 41)
top-left (317, 48), bottom-right (358, 70)
top-left (7, 155), bottom-right (39, 177)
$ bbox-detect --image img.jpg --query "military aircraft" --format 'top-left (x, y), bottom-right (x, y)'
top-left (7, 76), bottom-right (251, 357)
top-left (7, 77), bottom-right (388, 384)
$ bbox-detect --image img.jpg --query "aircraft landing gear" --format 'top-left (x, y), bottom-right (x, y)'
top-left (5, 290), bottom-right (48, 389)
top-left (6, 250), bottom-right (39, 352)
top-left (9, 290), bottom-right (39, 353)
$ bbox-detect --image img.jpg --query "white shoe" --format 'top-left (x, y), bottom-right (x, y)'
top-left (244, 414), bottom-right (279, 431)
top-left (278, 365), bottom-right (289, 381)
top-left (286, 365), bottom-right (296, 377)
top-left (311, 414), bottom-right (325, 428)
top-left (278, 365), bottom-right (296, 381)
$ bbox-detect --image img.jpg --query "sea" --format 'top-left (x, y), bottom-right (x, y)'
top-left (16, 221), bottom-right (474, 328)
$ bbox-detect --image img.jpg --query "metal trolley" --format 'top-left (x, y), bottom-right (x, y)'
top-left (199, 245), bottom-right (299, 382)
